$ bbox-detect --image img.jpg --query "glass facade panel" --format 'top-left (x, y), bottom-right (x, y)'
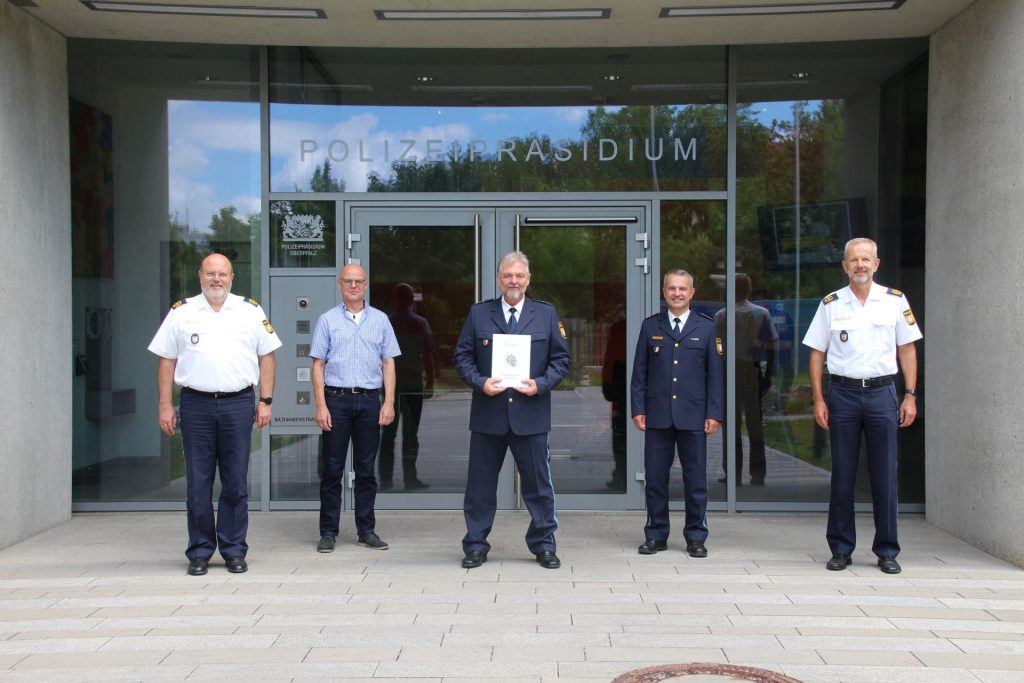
top-left (735, 40), bottom-right (928, 504)
top-left (69, 41), bottom-right (262, 503)
top-left (268, 46), bottom-right (727, 193)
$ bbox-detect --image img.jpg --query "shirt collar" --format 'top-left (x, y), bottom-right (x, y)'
top-left (501, 297), bottom-right (524, 317)
top-left (666, 309), bottom-right (690, 327)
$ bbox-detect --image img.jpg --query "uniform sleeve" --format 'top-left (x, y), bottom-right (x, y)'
top-left (452, 308), bottom-right (486, 391)
top-left (147, 310), bottom-right (180, 359)
top-left (629, 323), bottom-right (648, 417)
top-left (895, 295), bottom-right (923, 345)
top-left (705, 322), bottom-right (725, 422)
top-left (533, 308), bottom-right (571, 395)
top-left (802, 302), bottom-right (830, 352)
top-left (253, 304), bottom-right (283, 355)
top-left (310, 313), bottom-right (331, 361)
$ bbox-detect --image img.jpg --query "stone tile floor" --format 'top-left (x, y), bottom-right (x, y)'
top-left (0, 511), bottom-right (1021, 682)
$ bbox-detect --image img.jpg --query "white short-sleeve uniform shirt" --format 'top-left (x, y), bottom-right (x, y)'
top-left (148, 293), bottom-right (283, 392)
top-left (802, 282), bottom-right (922, 379)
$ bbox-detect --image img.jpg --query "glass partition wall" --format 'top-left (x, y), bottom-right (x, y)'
top-left (68, 38), bottom-right (927, 511)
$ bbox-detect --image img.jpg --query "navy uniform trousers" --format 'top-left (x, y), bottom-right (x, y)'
top-left (463, 428), bottom-right (558, 555)
top-left (319, 387), bottom-right (382, 538)
top-left (644, 428), bottom-right (709, 543)
top-left (826, 382), bottom-right (900, 558)
top-left (179, 389), bottom-right (254, 561)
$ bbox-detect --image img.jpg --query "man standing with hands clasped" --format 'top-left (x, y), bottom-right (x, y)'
top-left (453, 251), bottom-right (571, 570)
top-left (631, 269), bottom-right (723, 558)
top-left (803, 237), bottom-right (922, 575)
top-left (148, 252), bottom-right (281, 576)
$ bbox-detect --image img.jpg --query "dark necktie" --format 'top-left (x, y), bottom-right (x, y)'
top-left (507, 307), bottom-right (518, 332)
top-left (673, 317), bottom-right (681, 335)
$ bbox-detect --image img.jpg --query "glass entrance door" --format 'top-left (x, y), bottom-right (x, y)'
top-left (347, 202), bottom-right (648, 511)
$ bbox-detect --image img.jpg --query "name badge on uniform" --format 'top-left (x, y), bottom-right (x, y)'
top-left (651, 335), bottom-right (663, 340)
top-left (191, 333), bottom-right (199, 344)
top-left (840, 330), bottom-right (848, 342)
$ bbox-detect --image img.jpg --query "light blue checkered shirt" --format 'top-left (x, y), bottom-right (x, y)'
top-left (310, 303), bottom-right (401, 388)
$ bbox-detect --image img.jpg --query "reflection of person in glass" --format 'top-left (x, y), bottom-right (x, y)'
top-left (715, 274), bottom-right (777, 486)
top-left (601, 316), bottom-right (628, 491)
top-left (379, 283), bottom-right (436, 491)
top-left (803, 238), bottom-right (922, 575)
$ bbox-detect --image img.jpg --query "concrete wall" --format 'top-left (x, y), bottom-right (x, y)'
top-left (0, 4), bottom-right (71, 547)
top-left (927, 0), bottom-right (1024, 566)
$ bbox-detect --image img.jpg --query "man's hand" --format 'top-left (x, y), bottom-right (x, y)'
top-left (158, 404), bottom-right (177, 435)
top-left (379, 402), bottom-right (395, 426)
top-left (632, 415), bottom-right (646, 432)
top-left (482, 378), bottom-right (505, 396)
top-left (255, 402), bottom-right (272, 429)
top-left (705, 418), bottom-right (720, 435)
top-left (513, 378), bottom-right (538, 396)
top-left (813, 399), bottom-right (829, 430)
top-left (899, 395), bottom-right (917, 427)
top-left (315, 405), bottom-right (332, 431)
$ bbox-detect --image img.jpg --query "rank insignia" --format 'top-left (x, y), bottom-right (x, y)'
top-left (247, 298), bottom-right (259, 306)
top-left (558, 321), bottom-right (567, 339)
top-left (651, 335), bottom-right (663, 340)
top-left (171, 300), bottom-right (185, 309)
top-left (190, 333), bottom-right (199, 344)
top-left (840, 330), bottom-right (848, 342)
top-left (263, 319), bottom-right (275, 334)
top-left (822, 293), bottom-right (837, 305)
top-left (903, 309), bottom-right (917, 326)
top-left (715, 337), bottom-right (723, 355)
top-left (887, 288), bottom-right (904, 297)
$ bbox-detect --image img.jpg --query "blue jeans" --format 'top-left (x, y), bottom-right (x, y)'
top-left (319, 388), bottom-right (381, 537)
top-left (179, 390), bottom-right (254, 560)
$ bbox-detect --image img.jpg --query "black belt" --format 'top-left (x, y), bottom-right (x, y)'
top-left (830, 374), bottom-right (895, 388)
top-left (325, 386), bottom-right (379, 394)
top-left (182, 386), bottom-right (253, 398)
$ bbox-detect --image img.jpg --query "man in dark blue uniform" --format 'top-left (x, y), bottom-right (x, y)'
top-left (453, 251), bottom-right (571, 569)
top-left (631, 269), bottom-right (724, 558)
top-left (803, 238), bottom-right (922, 575)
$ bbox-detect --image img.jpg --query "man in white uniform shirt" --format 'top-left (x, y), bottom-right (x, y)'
top-left (148, 253), bottom-right (281, 576)
top-left (802, 238), bottom-right (922, 575)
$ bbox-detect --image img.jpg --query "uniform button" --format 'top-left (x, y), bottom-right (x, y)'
top-left (508, 397), bottom-right (513, 403)
top-left (673, 377), bottom-right (677, 382)
top-left (675, 342), bottom-right (679, 347)
top-left (672, 395), bottom-right (677, 400)
top-left (673, 360), bottom-right (678, 365)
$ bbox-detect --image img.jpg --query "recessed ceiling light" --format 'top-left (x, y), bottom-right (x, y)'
top-left (375, 8), bottom-right (610, 20)
top-left (791, 72), bottom-right (812, 79)
top-left (80, 2), bottom-right (327, 19)
top-left (415, 75), bottom-right (435, 83)
top-left (196, 75), bottom-right (218, 82)
top-left (603, 75), bottom-right (622, 81)
top-left (660, 1), bottom-right (904, 18)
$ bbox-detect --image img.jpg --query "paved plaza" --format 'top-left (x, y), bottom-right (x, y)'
top-left (1, 511), bottom-right (1022, 682)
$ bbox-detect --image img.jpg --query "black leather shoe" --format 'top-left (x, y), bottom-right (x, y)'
top-left (878, 556), bottom-right (902, 574)
top-left (685, 540), bottom-right (708, 558)
top-left (535, 551), bottom-right (561, 569)
top-left (225, 556), bottom-right (247, 573)
top-left (187, 557), bottom-right (208, 576)
top-left (317, 535), bottom-right (336, 553)
top-left (638, 539), bottom-right (668, 555)
top-left (461, 551), bottom-right (487, 569)
top-left (826, 553), bottom-right (852, 571)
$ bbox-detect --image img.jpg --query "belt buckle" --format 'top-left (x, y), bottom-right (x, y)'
top-left (861, 378), bottom-right (870, 388)
top-left (352, 387), bottom-right (364, 394)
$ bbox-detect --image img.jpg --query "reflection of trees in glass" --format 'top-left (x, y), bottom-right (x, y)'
top-left (167, 206), bottom-right (261, 302)
top-left (309, 159), bottom-right (344, 192)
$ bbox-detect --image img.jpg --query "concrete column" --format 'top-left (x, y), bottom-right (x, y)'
top-left (927, 0), bottom-right (1024, 566)
top-left (0, 4), bottom-right (71, 548)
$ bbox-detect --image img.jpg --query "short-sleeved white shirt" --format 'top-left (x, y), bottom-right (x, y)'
top-left (148, 293), bottom-right (282, 392)
top-left (802, 282), bottom-right (922, 379)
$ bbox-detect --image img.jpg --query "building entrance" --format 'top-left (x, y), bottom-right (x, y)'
top-left (268, 199), bottom-right (651, 511)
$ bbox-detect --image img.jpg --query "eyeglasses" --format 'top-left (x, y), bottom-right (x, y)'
top-left (500, 273), bottom-right (529, 281)
top-left (340, 279), bottom-right (367, 287)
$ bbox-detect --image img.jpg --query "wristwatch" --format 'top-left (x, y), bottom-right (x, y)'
top-left (904, 388), bottom-right (917, 396)
top-left (259, 396), bottom-right (273, 405)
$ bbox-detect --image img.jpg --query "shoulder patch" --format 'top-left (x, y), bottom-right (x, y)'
top-left (697, 311), bottom-right (714, 322)
top-left (246, 298), bottom-right (259, 306)
top-left (822, 293), bottom-right (837, 305)
top-left (171, 300), bottom-right (186, 309)
top-left (557, 321), bottom-right (567, 339)
top-left (886, 288), bottom-right (903, 297)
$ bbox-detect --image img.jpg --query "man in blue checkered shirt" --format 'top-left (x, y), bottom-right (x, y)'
top-left (311, 263), bottom-right (401, 554)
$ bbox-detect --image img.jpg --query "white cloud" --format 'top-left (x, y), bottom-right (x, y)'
top-left (168, 140), bottom-right (208, 175)
top-left (557, 107), bottom-right (589, 126)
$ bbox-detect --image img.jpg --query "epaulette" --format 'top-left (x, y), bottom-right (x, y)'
top-left (532, 299), bottom-right (555, 308)
top-left (822, 293), bottom-right (838, 305)
top-left (246, 298), bottom-right (259, 306)
top-left (697, 311), bottom-right (714, 321)
top-left (171, 300), bottom-right (186, 309)
top-left (644, 312), bottom-right (661, 321)
top-left (886, 288), bottom-right (903, 297)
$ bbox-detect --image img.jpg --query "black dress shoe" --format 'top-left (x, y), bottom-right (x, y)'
top-left (225, 556), bottom-right (248, 573)
top-left (877, 556), bottom-right (902, 574)
top-left (826, 553), bottom-right (852, 571)
top-left (187, 557), bottom-right (208, 576)
top-left (638, 539), bottom-right (668, 555)
top-left (461, 551), bottom-right (487, 569)
top-left (535, 551), bottom-right (561, 569)
top-left (685, 540), bottom-right (708, 558)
